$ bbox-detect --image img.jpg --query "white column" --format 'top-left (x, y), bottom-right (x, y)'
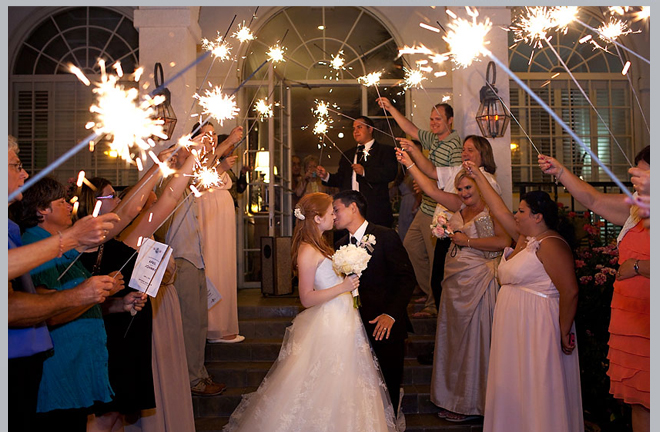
top-left (134, 6), bottom-right (202, 154)
top-left (450, 7), bottom-right (513, 210)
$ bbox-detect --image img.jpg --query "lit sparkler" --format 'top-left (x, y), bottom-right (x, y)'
top-left (195, 86), bottom-right (240, 126)
top-left (254, 98), bottom-right (274, 121)
top-left (266, 44), bottom-right (286, 63)
top-left (74, 62), bottom-right (168, 163)
top-left (314, 100), bottom-right (330, 118)
top-left (357, 71), bottom-right (382, 87)
top-left (313, 119), bottom-right (329, 136)
top-left (195, 165), bottom-right (223, 188)
top-left (509, 6), bottom-right (554, 49)
top-left (598, 18), bottom-right (633, 43)
top-left (201, 34), bottom-right (232, 61)
top-left (443, 8), bottom-right (492, 68)
top-left (233, 23), bottom-right (255, 43)
top-left (549, 6), bottom-right (579, 34)
top-left (402, 67), bottom-right (427, 89)
top-left (330, 52), bottom-right (346, 70)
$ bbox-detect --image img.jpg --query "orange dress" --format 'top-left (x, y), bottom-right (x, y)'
top-left (607, 220), bottom-right (650, 408)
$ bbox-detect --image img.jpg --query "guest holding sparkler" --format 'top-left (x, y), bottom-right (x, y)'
top-left (539, 146), bottom-right (650, 432)
top-left (75, 143), bottom-right (200, 431)
top-left (17, 177), bottom-right (144, 431)
top-left (192, 121), bottom-right (246, 344)
top-left (466, 161), bottom-right (583, 432)
top-left (377, 97), bottom-right (462, 320)
top-left (316, 115), bottom-right (398, 228)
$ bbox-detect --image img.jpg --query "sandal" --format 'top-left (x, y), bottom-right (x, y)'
top-left (414, 296), bottom-right (428, 303)
top-left (437, 408), bottom-right (450, 419)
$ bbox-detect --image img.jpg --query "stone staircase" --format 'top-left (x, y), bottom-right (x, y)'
top-left (193, 289), bottom-right (484, 431)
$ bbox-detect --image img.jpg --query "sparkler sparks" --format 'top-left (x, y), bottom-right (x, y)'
top-left (233, 23), bottom-right (255, 43)
top-left (549, 6), bottom-right (579, 34)
top-left (598, 18), bottom-right (633, 43)
top-left (254, 98), bottom-right (274, 121)
top-left (201, 34), bottom-right (232, 61)
top-left (74, 61), bottom-right (168, 163)
top-left (313, 119), bottom-right (329, 136)
top-left (330, 51), bottom-right (345, 70)
top-left (443, 8), bottom-right (492, 68)
top-left (357, 71), bottom-right (382, 87)
top-left (195, 166), bottom-right (223, 188)
top-left (402, 67), bottom-right (427, 89)
top-left (266, 44), bottom-right (286, 63)
top-left (314, 100), bottom-right (330, 118)
top-left (195, 86), bottom-right (240, 126)
top-left (509, 6), bottom-right (554, 49)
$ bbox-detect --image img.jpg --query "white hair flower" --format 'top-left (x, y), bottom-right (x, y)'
top-left (294, 207), bottom-right (305, 220)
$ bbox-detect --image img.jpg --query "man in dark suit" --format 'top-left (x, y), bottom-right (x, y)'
top-left (317, 116), bottom-right (398, 228)
top-left (332, 190), bottom-right (416, 412)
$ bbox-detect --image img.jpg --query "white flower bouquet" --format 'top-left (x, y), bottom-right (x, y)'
top-left (332, 235), bottom-right (375, 308)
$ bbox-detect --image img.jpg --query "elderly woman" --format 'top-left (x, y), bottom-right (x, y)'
top-left (18, 177), bottom-right (143, 431)
top-left (539, 146), bottom-right (650, 432)
top-left (467, 161), bottom-right (583, 432)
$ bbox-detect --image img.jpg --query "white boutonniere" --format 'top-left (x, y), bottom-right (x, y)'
top-left (362, 148), bottom-right (371, 162)
top-left (358, 234), bottom-right (377, 253)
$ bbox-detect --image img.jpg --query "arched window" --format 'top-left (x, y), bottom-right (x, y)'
top-left (10, 7), bottom-right (139, 186)
top-left (508, 7), bottom-right (635, 185)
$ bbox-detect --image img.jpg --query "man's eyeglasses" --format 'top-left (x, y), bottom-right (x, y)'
top-left (8, 162), bottom-right (23, 172)
top-left (97, 192), bottom-right (117, 200)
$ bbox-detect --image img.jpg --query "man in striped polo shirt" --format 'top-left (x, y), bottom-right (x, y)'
top-left (376, 98), bottom-right (462, 318)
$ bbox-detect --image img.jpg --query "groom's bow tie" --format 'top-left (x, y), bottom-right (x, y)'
top-left (350, 236), bottom-right (358, 245)
top-left (356, 145), bottom-right (365, 161)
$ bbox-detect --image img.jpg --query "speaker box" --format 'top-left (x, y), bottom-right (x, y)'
top-left (260, 236), bottom-right (293, 295)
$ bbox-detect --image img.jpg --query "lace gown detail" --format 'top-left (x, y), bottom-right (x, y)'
top-left (223, 258), bottom-right (397, 432)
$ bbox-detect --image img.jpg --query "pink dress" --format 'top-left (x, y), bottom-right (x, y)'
top-left (197, 171), bottom-right (239, 339)
top-left (484, 237), bottom-right (583, 432)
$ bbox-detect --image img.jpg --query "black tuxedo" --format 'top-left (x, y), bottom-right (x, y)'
top-left (324, 141), bottom-right (398, 228)
top-left (336, 222), bottom-right (415, 407)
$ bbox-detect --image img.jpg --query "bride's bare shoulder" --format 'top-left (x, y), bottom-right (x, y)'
top-left (297, 243), bottom-right (325, 265)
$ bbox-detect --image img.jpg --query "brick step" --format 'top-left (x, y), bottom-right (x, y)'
top-left (194, 412), bottom-right (484, 431)
top-left (204, 358), bottom-right (433, 389)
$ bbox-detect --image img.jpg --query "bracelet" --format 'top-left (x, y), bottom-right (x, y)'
top-left (554, 167), bottom-right (564, 185)
top-left (406, 162), bottom-right (416, 170)
top-left (633, 259), bottom-right (640, 275)
top-left (57, 230), bottom-right (64, 258)
top-left (467, 238), bottom-right (471, 248)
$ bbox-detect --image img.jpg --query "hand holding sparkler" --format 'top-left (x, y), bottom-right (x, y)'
top-left (352, 163), bottom-right (365, 177)
top-left (375, 97), bottom-right (395, 112)
top-left (108, 271), bottom-right (125, 296)
top-left (628, 167), bottom-right (650, 197)
top-left (395, 147), bottom-right (414, 168)
top-left (395, 138), bottom-right (421, 158)
top-left (219, 155), bottom-right (238, 174)
top-left (123, 292), bottom-right (148, 314)
top-left (316, 165), bottom-right (329, 181)
top-left (218, 126), bottom-right (244, 155)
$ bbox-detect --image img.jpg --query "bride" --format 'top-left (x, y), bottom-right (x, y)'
top-left (223, 192), bottom-right (397, 431)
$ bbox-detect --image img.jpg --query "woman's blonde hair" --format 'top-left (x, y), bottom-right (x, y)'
top-left (291, 192), bottom-right (335, 274)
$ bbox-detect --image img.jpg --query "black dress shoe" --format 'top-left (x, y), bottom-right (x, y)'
top-left (417, 351), bottom-right (434, 365)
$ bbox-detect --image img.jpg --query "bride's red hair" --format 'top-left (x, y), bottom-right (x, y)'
top-left (291, 192), bottom-right (335, 275)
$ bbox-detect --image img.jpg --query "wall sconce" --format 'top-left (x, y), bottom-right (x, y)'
top-left (475, 61), bottom-right (511, 138)
top-left (152, 62), bottom-right (177, 141)
top-left (255, 151), bottom-right (270, 183)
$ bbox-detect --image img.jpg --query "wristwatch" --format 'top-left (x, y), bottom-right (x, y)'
top-left (633, 259), bottom-right (640, 275)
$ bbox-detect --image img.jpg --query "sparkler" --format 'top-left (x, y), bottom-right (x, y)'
top-left (330, 52), bottom-right (346, 70)
top-left (195, 86), bottom-right (240, 126)
top-left (233, 22), bottom-right (255, 43)
top-left (440, 9), bottom-right (637, 201)
top-left (266, 44), bottom-right (286, 63)
top-left (574, 17), bottom-right (649, 64)
top-left (442, 7), bottom-right (492, 68)
top-left (201, 34), bottom-right (232, 61)
top-left (402, 67), bottom-right (427, 89)
top-left (357, 71), bottom-right (382, 87)
top-left (254, 98), bottom-right (274, 121)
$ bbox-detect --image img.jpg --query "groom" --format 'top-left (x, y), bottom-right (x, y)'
top-left (332, 190), bottom-right (416, 409)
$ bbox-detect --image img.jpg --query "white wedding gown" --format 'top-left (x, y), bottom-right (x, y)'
top-left (223, 258), bottom-right (398, 432)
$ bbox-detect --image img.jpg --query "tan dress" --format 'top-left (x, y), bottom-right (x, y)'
top-left (197, 171), bottom-right (239, 338)
top-left (430, 207), bottom-right (500, 415)
top-left (127, 258), bottom-right (196, 432)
